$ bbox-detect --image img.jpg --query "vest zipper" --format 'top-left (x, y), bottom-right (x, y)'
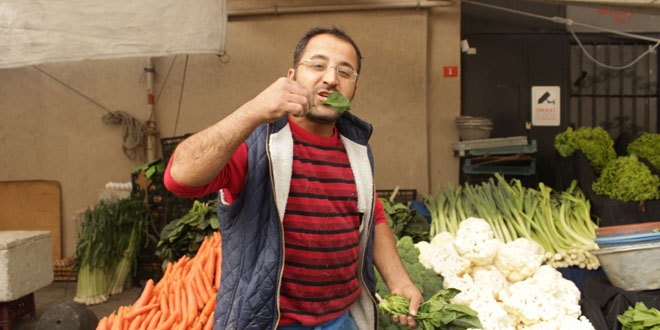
top-left (265, 124), bottom-right (286, 329)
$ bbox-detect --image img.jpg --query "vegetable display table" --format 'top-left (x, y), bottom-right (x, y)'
top-left (0, 231), bottom-right (54, 329)
top-left (582, 275), bottom-right (660, 330)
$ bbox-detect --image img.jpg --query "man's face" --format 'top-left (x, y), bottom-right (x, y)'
top-left (289, 34), bottom-right (359, 123)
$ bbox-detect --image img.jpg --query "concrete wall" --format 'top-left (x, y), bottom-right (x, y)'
top-left (0, 2), bottom-right (462, 258)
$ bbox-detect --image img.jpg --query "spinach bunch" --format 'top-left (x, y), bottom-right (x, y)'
top-left (379, 289), bottom-right (483, 330)
top-left (618, 302), bottom-right (660, 330)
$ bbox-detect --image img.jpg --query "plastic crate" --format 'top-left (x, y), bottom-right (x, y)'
top-left (160, 134), bottom-right (192, 164)
top-left (377, 189), bottom-right (417, 204)
top-left (462, 158), bottom-right (536, 176)
top-left (452, 136), bottom-right (529, 156)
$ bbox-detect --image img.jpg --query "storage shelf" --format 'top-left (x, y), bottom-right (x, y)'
top-left (452, 136), bottom-right (529, 156)
top-left (462, 158), bottom-right (536, 176)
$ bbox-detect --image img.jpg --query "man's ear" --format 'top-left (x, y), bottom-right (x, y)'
top-left (287, 68), bottom-right (296, 80)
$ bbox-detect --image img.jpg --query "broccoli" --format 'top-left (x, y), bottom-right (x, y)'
top-left (592, 155), bottom-right (660, 202)
top-left (554, 126), bottom-right (617, 174)
top-left (627, 132), bottom-right (660, 170)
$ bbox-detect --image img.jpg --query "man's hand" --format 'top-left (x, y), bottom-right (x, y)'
top-left (245, 77), bottom-right (311, 123)
top-left (390, 283), bottom-right (423, 328)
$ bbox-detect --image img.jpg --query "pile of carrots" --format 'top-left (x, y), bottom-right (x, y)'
top-left (96, 232), bottom-right (222, 330)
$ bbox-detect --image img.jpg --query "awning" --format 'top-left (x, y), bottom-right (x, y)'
top-left (0, 0), bottom-right (227, 69)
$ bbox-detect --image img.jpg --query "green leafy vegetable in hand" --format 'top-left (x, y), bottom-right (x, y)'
top-left (375, 236), bottom-right (446, 329)
top-left (319, 91), bottom-right (350, 113)
top-left (618, 302), bottom-right (660, 330)
top-left (627, 132), bottom-right (660, 170)
top-left (593, 155), bottom-right (660, 202)
top-left (379, 290), bottom-right (483, 330)
top-left (554, 126), bottom-right (617, 174)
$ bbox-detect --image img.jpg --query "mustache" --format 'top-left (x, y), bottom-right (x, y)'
top-left (311, 85), bottom-right (337, 95)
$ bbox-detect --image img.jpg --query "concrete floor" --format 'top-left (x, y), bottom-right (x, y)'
top-left (8, 281), bottom-right (142, 330)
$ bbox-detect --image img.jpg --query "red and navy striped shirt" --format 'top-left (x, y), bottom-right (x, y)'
top-left (277, 121), bottom-right (362, 326)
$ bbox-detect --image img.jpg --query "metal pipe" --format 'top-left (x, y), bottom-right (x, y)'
top-left (145, 57), bottom-right (157, 162)
top-left (227, 0), bottom-right (456, 17)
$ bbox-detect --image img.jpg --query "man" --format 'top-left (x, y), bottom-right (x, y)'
top-left (164, 26), bottom-right (422, 330)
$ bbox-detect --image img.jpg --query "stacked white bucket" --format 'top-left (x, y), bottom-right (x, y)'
top-left (456, 116), bottom-right (493, 141)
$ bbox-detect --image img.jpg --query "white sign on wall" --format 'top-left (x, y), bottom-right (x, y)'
top-left (531, 86), bottom-right (560, 126)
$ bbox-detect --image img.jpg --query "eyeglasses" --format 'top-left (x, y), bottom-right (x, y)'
top-left (297, 59), bottom-right (359, 82)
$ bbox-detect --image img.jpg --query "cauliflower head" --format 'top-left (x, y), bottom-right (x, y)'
top-left (454, 217), bottom-right (501, 266)
top-left (501, 266), bottom-right (585, 326)
top-left (494, 238), bottom-right (545, 282)
top-left (417, 237), bottom-right (471, 277)
top-left (468, 294), bottom-right (517, 330)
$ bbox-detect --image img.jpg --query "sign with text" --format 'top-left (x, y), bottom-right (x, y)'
top-left (531, 86), bottom-right (560, 126)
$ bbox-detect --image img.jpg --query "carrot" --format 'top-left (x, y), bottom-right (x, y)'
top-left (214, 246), bottom-right (222, 289)
top-left (174, 281), bottom-right (182, 316)
top-left (146, 310), bottom-right (162, 330)
top-left (195, 262), bottom-right (214, 300)
top-left (185, 280), bottom-right (199, 318)
top-left (110, 308), bottom-right (124, 330)
top-left (123, 303), bottom-right (158, 320)
top-left (168, 290), bottom-right (176, 317)
top-left (97, 316), bottom-right (109, 330)
top-left (156, 311), bottom-right (179, 330)
top-left (203, 310), bottom-right (215, 330)
top-left (203, 247), bottom-right (216, 279)
top-left (198, 292), bottom-right (217, 325)
top-left (180, 286), bottom-right (189, 322)
top-left (138, 307), bottom-right (157, 330)
top-left (191, 274), bottom-right (206, 311)
top-left (132, 279), bottom-right (155, 310)
top-left (127, 314), bottom-right (143, 330)
top-left (158, 290), bottom-right (169, 316)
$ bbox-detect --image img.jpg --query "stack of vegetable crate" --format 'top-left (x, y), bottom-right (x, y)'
top-left (452, 136), bottom-right (538, 185)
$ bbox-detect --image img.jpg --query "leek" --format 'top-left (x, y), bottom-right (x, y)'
top-left (73, 197), bottom-right (146, 305)
top-left (425, 173), bottom-right (600, 270)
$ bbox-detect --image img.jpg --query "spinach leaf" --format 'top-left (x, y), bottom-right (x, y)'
top-left (319, 91), bottom-right (350, 113)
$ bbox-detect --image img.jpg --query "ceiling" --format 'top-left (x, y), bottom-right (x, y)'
top-left (540, 0), bottom-right (660, 14)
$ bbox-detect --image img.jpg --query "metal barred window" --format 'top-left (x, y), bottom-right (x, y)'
top-left (569, 39), bottom-right (658, 137)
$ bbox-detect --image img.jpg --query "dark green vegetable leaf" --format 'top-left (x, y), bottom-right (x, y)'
top-left (319, 91), bottom-right (350, 113)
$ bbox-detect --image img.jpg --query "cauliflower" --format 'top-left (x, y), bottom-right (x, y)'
top-left (501, 266), bottom-right (585, 326)
top-left (443, 273), bottom-right (481, 306)
top-left (416, 238), bottom-right (471, 277)
top-left (472, 265), bottom-right (509, 301)
top-left (516, 315), bottom-right (595, 330)
top-left (430, 231), bottom-right (455, 248)
top-left (468, 294), bottom-right (517, 330)
top-left (420, 219), bottom-right (595, 330)
top-left (454, 217), bottom-right (501, 266)
top-left (494, 238), bottom-right (545, 282)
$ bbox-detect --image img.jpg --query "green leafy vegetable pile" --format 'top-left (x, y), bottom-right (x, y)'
top-left (319, 91), bottom-right (350, 113)
top-left (156, 199), bottom-right (219, 269)
top-left (380, 196), bottom-right (430, 243)
top-left (618, 302), bottom-right (660, 330)
top-left (592, 155), bottom-right (660, 202)
top-left (554, 126), bottom-right (617, 174)
top-left (627, 132), bottom-right (660, 170)
top-left (379, 290), bottom-right (483, 330)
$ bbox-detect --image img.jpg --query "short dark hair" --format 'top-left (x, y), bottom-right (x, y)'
top-left (293, 26), bottom-right (363, 74)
